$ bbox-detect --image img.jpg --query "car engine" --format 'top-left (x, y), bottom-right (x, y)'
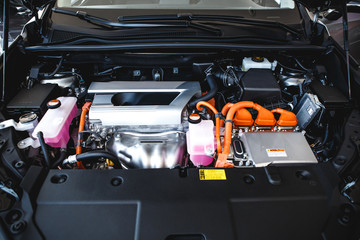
top-left (1, 54), bottom-right (350, 171)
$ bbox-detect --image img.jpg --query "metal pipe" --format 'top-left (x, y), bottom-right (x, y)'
top-left (2, 0), bottom-right (9, 102)
top-left (342, 2), bottom-right (351, 100)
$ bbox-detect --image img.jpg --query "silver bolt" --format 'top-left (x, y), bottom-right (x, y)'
top-left (133, 70), bottom-right (141, 76)
top-left (15, 161), bottom-right (25, 169)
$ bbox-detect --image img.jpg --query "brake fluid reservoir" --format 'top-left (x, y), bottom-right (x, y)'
top-left (242, 57), bottom-right (277, 71)
top-left (186, 117), bottom-right (215, 166)
top-left (33, 97), bottom-right (77, 148)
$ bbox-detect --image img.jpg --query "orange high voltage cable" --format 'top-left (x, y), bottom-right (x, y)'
top-left (221, 103), bottom-right (254, 127)
top-left (219, 101), bottom-right (255, 167)
top-left (271, 108), bottom-right (298, 128)
top-left (217, 101), bottom-right (277, 168)
top-left (76, 102), bottom-right (92, 169)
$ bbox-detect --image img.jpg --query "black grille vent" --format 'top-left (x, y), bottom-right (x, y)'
top-left (51, 30), bottom-right (83, 43)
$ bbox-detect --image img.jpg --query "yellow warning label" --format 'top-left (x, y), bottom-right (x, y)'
top-left (267, 149), bottom-right (285, 152)
top-left (199, 169), bottom-right (227, 180)
top-left (266, 148), bottom-right (287, 157)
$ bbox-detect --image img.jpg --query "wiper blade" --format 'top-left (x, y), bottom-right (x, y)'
top-left (52, 8), bottom-right (222, 35)
top-left (118, 14), bottom-right (301, 37)
top-left (118, 13), bottom-right (242, 21)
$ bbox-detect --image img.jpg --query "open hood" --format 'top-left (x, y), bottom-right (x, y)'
top-left (295, 0), bottom-right (349, 12)
top-left (20, 0), bottom-right (54, 12)
top-left (18, 0), bottom-right (350, 16)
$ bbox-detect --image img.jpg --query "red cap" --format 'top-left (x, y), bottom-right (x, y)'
top-left (47, 99), bottom-right (61, 109)
top-left (188, 113), bottom-right (201, 124)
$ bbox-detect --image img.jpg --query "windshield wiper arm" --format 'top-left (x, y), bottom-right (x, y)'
top-left (52, 8), bottom-right (222, 35)
top-left (52, 8), bottom-right (176, 28)
top-left (118, 14), bottom-right (301, 37)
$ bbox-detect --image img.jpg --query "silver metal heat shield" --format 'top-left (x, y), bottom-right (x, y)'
top-left (88, 81), bottom-right (201, 127)
top-left (107, 131), bottom-right (186, 169)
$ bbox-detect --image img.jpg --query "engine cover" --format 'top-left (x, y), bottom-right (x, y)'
top-left (88, 81), bottom-right (201, 130)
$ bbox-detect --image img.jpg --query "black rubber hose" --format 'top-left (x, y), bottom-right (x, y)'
top-left (75, 150), bottom-right (123, 169)
top-left (44, 56), bottom-right (64, 78)
top-left (51, 149), bottom-right (67, 169)
top-left (37, 131), bottom-right (51, 169)
top-left (188, 74), bottom-right (218, 109)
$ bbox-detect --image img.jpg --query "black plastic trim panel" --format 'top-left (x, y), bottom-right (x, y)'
top-left (24, 43), bottom-right (327, 53)
top-left (19, 164), bottom-right (344, 240)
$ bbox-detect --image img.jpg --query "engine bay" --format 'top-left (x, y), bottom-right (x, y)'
top-left (0, 53), bottom-right (351, 172)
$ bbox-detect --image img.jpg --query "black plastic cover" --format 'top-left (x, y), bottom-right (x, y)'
top-left (310, 81), bottom-right (350, 109)
top-left (6, 84), bottom-right (58, 118)
top-left (241, 69), bottom-right (281, 104)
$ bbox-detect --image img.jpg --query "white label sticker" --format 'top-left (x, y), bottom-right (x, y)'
top-left (266, 149), bottom-right (287, 157)
top-left (307, 106), bottom-right (314, 116)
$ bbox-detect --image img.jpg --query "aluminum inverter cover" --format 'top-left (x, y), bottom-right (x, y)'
top-left (240, 132), bottom-right (317, 167)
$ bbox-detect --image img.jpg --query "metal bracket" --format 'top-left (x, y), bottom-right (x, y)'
top-left (342, 180), bottom-right (360, 204)
top-left (0, 182), bottom-right (19, 201)
top-left (0, 119), bottom-right (36, 132)
top-left (17, 137), bottom-right (40, 149)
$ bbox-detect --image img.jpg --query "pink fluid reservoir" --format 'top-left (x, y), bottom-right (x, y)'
top-left (33, 97), bottom-right (77, 148)
top-left (186, 120), bottom-right (215, 166)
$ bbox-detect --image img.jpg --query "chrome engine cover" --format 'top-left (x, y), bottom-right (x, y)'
top-left (88, 81), bottom-right (201, 130)
top-left (106, 131), bottom-right (186, 169)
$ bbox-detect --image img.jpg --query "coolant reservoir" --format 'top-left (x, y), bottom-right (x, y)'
top-left (32, 97), bottom-right (77, 148)
top-left (186, 118), bottom-right (215, 166)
